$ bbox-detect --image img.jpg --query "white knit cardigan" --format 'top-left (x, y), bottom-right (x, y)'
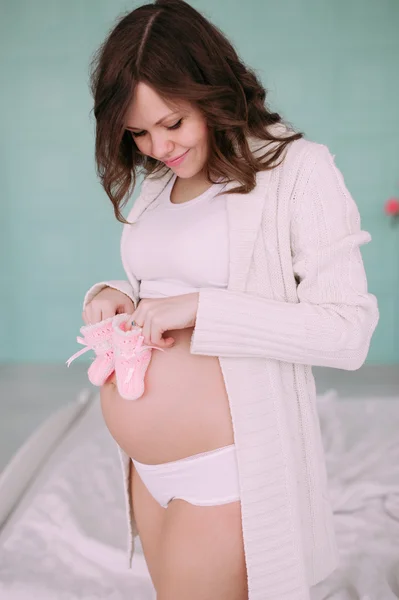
top-left (83, 125), bottom-right (379, 600)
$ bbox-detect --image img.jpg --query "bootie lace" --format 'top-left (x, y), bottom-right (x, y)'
top-left (117, 335), bottom-right (165, 384)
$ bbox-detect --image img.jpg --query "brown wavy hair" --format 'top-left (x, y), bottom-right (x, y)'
top-left (89, 0), bottom-right (303, 223)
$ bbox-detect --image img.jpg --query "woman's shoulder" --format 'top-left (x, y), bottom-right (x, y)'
top-left (282, 132), bottom-right (334, 176)
top-left (250, 127), bottom-right (341, 207)
top-left (249, 124), bottom-right (334, 177)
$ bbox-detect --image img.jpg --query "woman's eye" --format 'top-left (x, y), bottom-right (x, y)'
top-left (167, 119), bottom-right (183, 130)
top-left (130, 118), bottom-right (182, 138)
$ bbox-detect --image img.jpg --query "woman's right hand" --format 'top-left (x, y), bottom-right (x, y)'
top-left (82, 287), bottom-right (135, 325)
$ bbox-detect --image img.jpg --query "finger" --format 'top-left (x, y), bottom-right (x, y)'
top-left (142, 318), bottom-right (151, 347)
top-left (155, 337), bottom-right (175, 349)
top-left (91, 307), bottom-right (103, 324)
top-left (150, 322), bottom-right (174, 349)
top-left (117, 302), bottom-right (133, 317)
top-left (100, 308), bottom-right (113, 321)
top-left (85, 305), bottom-right (94, 325)
top-left (150, 320), bottom-right (162, 348)
top-left (124, 300), bottom-right (135, 314)
top-left (86, 302), bottom-right (103, 324)
top-left (129, 311), bottom-right (142, 331)
top-left (100, 302), bottom-right (118, 321)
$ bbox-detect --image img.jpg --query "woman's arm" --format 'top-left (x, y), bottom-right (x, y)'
top-left (190, 146), bottom-right (379, 370)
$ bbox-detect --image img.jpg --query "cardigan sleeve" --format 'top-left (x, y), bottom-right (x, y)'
top-left (190, 146), bottom-right (379, 370)
top-left (82, 280), bottom-right (137, 311)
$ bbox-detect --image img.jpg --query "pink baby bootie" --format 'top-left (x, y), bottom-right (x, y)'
top-left (66, 316), bottom-right (115, 386)
top-left (112, 314), bottom-right (165, 401)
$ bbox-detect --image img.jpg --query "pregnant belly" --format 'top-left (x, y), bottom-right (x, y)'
top-left (100, 327), bottom-right (235, 465)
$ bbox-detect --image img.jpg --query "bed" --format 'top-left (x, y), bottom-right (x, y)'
top-left (1, 388), bottom-right (399, 599)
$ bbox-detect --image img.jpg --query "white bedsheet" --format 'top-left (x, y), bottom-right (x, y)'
top-left (311, 391), bottom-right (399, 600)
top-left (0, 389), bottom-right (399, 599)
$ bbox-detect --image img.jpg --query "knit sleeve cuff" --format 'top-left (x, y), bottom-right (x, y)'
top-left (83, 280), bottom-right (137, 311)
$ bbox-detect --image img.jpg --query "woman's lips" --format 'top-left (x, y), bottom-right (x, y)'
top-left (165, 149), bottom-right (190, 167)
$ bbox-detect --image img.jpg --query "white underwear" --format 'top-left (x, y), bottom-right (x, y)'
top-left (131, 443), bottom-right (240, 508)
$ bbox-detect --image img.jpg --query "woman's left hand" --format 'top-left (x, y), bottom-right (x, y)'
top-left (130, 292), bottom-right (199, 349)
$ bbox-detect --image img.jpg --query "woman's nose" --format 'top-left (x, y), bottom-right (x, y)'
top-left (151, 135), bottom-right (174, 161)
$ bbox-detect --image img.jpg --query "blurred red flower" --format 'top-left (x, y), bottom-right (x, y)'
top-left (384, 198), bottom-right (399, 216)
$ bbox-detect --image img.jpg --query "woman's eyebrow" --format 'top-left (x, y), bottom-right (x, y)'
top-left (126, 111), bottom-right (180, 131)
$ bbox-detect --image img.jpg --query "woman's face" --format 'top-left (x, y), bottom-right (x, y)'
top-left (124, 82), bottom-right (209, 179)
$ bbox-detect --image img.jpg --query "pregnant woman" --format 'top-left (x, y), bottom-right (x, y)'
top-left (78, 1), bottom-right (379, 598)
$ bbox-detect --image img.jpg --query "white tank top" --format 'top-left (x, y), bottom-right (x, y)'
top-left (125, 173), bottom-right (230, 299)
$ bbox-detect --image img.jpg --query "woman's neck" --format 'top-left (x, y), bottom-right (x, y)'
top-left (170, 172), bottom-right (214, 204)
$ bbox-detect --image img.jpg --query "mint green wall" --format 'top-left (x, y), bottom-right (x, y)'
top-left (1, 0), bottom-right (398, 363)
